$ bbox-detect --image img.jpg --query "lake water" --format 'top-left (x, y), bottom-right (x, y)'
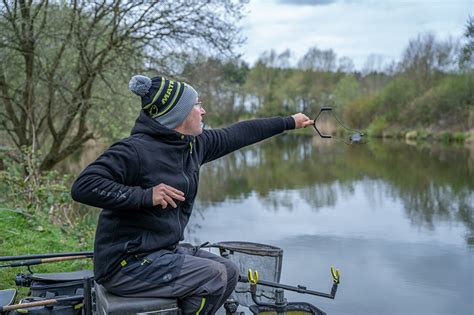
top-left (181, 135), bottom-right (473, 315)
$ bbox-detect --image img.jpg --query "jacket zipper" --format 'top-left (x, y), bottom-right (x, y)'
top-left (179, 148), bottom-right (191, 240)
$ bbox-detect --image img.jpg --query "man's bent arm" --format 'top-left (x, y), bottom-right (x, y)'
top-left (198, 116), bottom-right (295, 164)
top-left (71, 141), bottom-right (153, 210)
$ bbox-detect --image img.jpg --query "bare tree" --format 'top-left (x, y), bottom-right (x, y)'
top-left (0, 0), bottom-right (246, 171)
top-left (337, 56), bottom-right (354, 73)
top-left (362, 54), bottom-right (385, 75)
top-left (361, 54), bottom-right (389, 94)
top-left (399, 32), bottom-right (459, 91)
top-left (297, 46), bottom-right (337, 72)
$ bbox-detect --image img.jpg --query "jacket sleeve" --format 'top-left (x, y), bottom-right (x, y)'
top-left (71, 140), bottom-right (154, 210)
top-left (198, 116), bottom-right (295, 164)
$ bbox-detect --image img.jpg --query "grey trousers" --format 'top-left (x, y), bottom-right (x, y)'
top-left (102, 246), bottom-right (239, 315)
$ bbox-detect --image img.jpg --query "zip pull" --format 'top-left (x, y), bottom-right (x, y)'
top-left (189, 141), bottom-right (193, 154)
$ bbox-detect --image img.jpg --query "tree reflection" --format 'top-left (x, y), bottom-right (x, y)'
top-left (196, 136), bottom-right (473, 244)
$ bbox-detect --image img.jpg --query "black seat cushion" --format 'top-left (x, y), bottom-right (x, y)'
top-left (31, 270), bottom-right (93, 282)
top-left (94, 282), bottom-right (178, 315)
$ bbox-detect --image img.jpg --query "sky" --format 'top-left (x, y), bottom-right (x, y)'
top-left (239, 0), bottom-right (473, 70)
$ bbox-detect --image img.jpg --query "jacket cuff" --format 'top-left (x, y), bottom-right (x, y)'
top-left (283, 116), bottom-right (296, 130)
top-left (142, 187), bottom-right (154, 208)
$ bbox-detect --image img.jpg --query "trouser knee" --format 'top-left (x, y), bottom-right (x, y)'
top-left (225, 261), bottom-right (240, 289)
top-left (204, 263), bottom-right (228, 295)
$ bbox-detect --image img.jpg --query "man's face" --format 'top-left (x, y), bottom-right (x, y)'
top-left (175, 101), bottom-right (206, 136)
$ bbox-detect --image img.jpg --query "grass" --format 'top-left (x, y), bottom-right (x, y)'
top-left (0, 210), bottom-right (93, 291)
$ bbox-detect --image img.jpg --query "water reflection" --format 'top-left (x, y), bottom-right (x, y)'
top-left (189, 136), bottom-right (472, 314)
top-left (195, 136), bottom-right (473, 244)
top-left (277, 235), bottom-right (472, 315)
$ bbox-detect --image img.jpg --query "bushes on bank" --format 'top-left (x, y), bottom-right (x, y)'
top-left (341, 72), bottom-right (473, 142)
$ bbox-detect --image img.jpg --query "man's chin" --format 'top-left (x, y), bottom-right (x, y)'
top-left (191, 128), bottom-right (203, 136)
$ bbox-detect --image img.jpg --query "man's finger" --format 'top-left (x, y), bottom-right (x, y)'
top-left (164, 185), bottom-right (185, 195)
top-left (303, 120), bottom-right (314, 127)
top-left (164, 187), bottom-right (186, 201)
top-left (173, 193), bottom-right (186, 201)
top-left (164, 195), bottom-right (177, 208)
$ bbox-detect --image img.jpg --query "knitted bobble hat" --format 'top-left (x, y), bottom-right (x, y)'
top-left (129, 75), bottom-right (198, 129)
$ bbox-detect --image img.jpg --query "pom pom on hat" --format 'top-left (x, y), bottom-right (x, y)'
top-left (129, 75), bottom-right (152, 97)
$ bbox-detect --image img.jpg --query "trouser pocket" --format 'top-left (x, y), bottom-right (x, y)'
top-left (106, 250), bottom-right (185, 296)
top-left (125, 250), bottom-right (184, 284)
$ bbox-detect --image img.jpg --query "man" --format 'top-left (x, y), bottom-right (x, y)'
top-left (71, 75), bottom-right (313, 314)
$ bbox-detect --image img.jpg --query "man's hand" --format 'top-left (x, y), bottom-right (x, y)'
top-left (292, 113), bottom-right (314, 129)
top-left (152, 183), bottom-right (185, 209)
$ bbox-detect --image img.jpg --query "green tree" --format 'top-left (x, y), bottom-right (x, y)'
top-left (333, 74), bottom-right (361, 109)
top-left (244, 50), bottom-right (292, 116)
top-left (403, 73), bottom-right (473, 129)
top-left (460, 16), bottom-right (474, 70)
top-left (296, 46), bottom-right (342, 112)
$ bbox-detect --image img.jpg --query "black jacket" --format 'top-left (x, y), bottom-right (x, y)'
top-left (71, 111), bottom-right (295, 283)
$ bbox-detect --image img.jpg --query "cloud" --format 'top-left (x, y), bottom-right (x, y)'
top-left (242, 0), bottom-right (470, 69)
top-left (277, 0), bottom-right (336, 5)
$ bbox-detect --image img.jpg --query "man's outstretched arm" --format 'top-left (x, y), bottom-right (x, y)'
top-left (198, 113), bottom-right (313, 164)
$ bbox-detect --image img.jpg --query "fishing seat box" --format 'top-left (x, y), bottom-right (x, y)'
top-left (94, 282), bottom-right (179, 315)
top-left (26, 270), bottom-right (93, 297)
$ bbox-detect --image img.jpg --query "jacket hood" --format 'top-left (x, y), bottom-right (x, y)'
top-left (130, 110), bottom-right (193, 141)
